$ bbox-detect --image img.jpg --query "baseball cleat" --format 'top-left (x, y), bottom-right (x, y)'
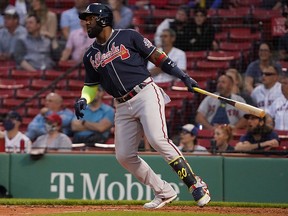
top-left (143, 194), bottom-right (177, 209)
top-left (191, 176), bottom-right (211, 207)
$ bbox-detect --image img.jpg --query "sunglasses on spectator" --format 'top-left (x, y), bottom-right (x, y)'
top-left (261, 72), bottom-right (277, 76)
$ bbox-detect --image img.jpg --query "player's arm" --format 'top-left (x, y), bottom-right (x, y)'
top-left (148, 49), bottom-right (198, 92)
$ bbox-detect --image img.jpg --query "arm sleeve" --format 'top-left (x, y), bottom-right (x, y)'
top-left (132, 30), bottom-right (156, 59)
top-left (14, 38), bottom-right (26, 65)
top-left (81, 85), bottom-right (98, 104)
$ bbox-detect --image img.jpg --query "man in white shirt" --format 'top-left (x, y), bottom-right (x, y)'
top-left (0, 111), bottom-right (31, 153)
top-left (147, 28), bottom-right (186, 83)
top-left (251, 64), bottom-right (282, 112)
top-left (267, 72), bottom-right (288, 130)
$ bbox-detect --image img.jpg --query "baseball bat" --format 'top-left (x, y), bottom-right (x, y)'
top-left (171, 86), bottom-right (266, 118)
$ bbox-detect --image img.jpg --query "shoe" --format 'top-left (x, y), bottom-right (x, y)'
top-left (143, 194), bottom-right (177, 209)
top-left (191, 176), bottom-right (211, 207)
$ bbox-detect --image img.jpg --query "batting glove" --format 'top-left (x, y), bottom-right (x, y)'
top-left (74, 98), bottom-right (87, 119)
top-left (182, 75), bottom-right (199, 93)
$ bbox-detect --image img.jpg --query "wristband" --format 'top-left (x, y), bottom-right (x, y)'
top-left (160, 57), bottom-right (186, 80)
top-left (258, 142), bottom-right (261, 149)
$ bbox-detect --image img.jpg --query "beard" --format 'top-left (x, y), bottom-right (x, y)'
top-left (88, 25), bottom-right (103, 38)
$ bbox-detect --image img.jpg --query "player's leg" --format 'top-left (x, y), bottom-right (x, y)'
top-left (114, 101), bottom-right (177, 208)
top-left (139, 83), bottom-right (210, 207)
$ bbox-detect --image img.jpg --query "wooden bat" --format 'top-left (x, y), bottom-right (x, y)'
top-left (171, 86), bottom-right (266, 118)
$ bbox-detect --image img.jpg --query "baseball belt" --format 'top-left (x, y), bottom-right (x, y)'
top-left (116, 79), bottom-right (153, 103)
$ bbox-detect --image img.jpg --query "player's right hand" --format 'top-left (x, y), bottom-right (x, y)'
top-left (74, 98), bottom-right (87, 119)
top-left (182, 75), bottom-right (199, 93)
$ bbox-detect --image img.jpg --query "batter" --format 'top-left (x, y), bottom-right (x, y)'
top-left (75, 3), bottom-right (210, 209)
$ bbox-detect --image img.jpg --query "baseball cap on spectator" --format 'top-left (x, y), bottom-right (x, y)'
top-left (243, 114), bottom-right (265, 121)
top-left (2, 7), bottom-right (19, 18)
top-left (182, 124), bottom-right (198, 136)
top-left (45, 113), bottom-right (62, 126)
top-left (194, 7), bottom-right (207, 16)
top-left (6, 111), bottom-right (22, 122)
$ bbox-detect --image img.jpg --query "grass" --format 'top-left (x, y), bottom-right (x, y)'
top-left (0, 199), bottom-right (287, 216)
top-left (0, 198), bottom-right (287, 208)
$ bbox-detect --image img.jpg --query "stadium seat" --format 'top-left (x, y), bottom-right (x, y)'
top-left (0, 89), bottom-right (15, 99)
top-left (187, 70), bottom-right (218, 81)
top-left (197, 129), bottom-right (214, 139)
top-left (195, 60), bottom-right (230, 71)
top-left (0, 79), bottom-right (30, 89)
top-left (229, 28), bottom-right (261, 42)
top-left (10, 69), bottom-right (41, 80)
top-left (207, 51), bottom-right (241, 61)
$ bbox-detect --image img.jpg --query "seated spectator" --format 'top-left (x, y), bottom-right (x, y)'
top-left (251, 64), bottom-right (282, 112)
top-left (244, 42), bottom-right (282, 95)
top-left (225, 68), bottom-right (255, 106)
top-left (26, 92), bottom-right (74, 141)
top-left (0, 7), bottom-right (27, 61)
top-left (59, 20), bottom-right (94, 62)
top-left (266, 71), bottom-right (288, 130)
top-left (31, 113), bottom-right (72, 152)
top-left (0, 111), bottom-right (31, 153)
top-left (147, 28), bottom-right (186, 83)
top-left (60, 0), bottom-right (89, 40)
top-left (154, 5), bottom-right (193, 51)
top-left (235, 114), bottom-right (279, 152)
top-left (0, 0), bottom-right (13, 28)
top-left (278, 17), bottom-right (288, 61)
top-left (13, 0), bottom-right (29, 25)
top-left (188, 7), bottom-right (216, 51)
top-left (178, 124), bottom-right (209, 154)
top-left (71, 86), bottom-right (114, 145)
top-left (14, 14), bottom-right (59, 71)
top-left (195, 74), bottom-right (247, 130)
top-left (212, 124), bottom-right (234, 153)
top-left (108, 0), bottom-right (133, 29)
top-left (29, 0), bottom-right (58, 40)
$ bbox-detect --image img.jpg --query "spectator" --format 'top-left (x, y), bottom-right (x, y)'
top-left (31, 113), bottom-right (72, 152)
top-left (0, 111), bottom-right (31, 153)
top-left (14, 14), bottom-right (59, 71)
top-left (178, 124), bottom-right (209, 154)
top-left (278, 17), bottom-right (288, 61)
top-left (59, 20), bottom-right (94, 62)
top-left (108, 0), bottom-right (133, 29)
top-left (266, 71), bottom-right (288, 130)
top-left (244, 42), bottom-right (282, 95)
top-left (147, 28), bottom-right (186, 83)
top-left (154, 5), bottom-right (192, 51)
top-left (71, 86), bottom-right (115, 144)
top-left (195, 74), bottom-right (247, 130)
top-left (29, 0), bottom-right (57, 40)
top-left (225, 68), bottom-right (255, 106)
top-left (25, 92), bottom-right (74, 141)
top-left (13, 0), bottom-right (30, 26)
top-left (212, 124), bottom-right (234, 153)
top-left (235, 114), bottom-right (279, 151)
top-left (251, 64), bottom-right (282, 112)
top-left (0, 0), bottom-right (13, 28)
top-left (188, 7), bottom-right (216, 51)
top-left (60, 0), bottom-right (90, 40)
top-left (0, 7), bottom-right (27, 61)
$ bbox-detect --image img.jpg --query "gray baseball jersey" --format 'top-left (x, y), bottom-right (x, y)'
top-left (197, 93), bottom-right (246, 125)
top-left (267, 94), bottom-right (288, 130)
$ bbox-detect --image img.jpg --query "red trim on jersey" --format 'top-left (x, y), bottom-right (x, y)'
top-left (152, 83), bottom-right (182, 156)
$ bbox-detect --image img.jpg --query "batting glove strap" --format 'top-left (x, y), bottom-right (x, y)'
top-left (74, 98), bottom-right (87, 119)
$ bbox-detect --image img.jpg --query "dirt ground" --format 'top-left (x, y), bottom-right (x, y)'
top-left (0, 205), bottom-right (287, 216)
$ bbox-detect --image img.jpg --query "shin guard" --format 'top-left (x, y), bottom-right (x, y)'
top-left (169, 156), bottom-right (197, 191)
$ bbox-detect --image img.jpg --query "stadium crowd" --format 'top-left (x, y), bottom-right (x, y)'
top-left (0, 0), bottom-right (287, 155)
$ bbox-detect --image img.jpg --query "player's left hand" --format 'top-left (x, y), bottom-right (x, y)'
top-left (182, 75), bottom-right (199, 93)
top-left (74, 98), bottom-right (87, 119)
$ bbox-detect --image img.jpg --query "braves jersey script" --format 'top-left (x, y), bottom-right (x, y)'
top-left (267, 94), bottom-right (288, 130)
top-left (251, 82), bottom-right (282, 112)
top-left (83, 29), bottom-right (156, 97)
top-left (197, 93), bottom-right (246, 125)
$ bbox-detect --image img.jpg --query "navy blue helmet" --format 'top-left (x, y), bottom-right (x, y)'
top-left (79, 3), bottom-right (113, 27)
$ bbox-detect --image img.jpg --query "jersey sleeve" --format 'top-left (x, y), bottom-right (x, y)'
top-left (131, 30), bottom-right (156, 60)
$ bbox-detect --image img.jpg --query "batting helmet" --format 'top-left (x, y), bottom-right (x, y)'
top-left (79, 3), bottom-right (113, 27)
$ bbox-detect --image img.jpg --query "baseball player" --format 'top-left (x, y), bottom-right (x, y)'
top-left (74, 3), bottom-right (210, 209)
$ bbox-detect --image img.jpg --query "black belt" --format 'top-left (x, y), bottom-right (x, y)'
top-left (116, 80), bottom-right (153, 103)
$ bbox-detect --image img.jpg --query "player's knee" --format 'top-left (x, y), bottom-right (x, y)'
top-left (116, 152), bottom-right (135, 166)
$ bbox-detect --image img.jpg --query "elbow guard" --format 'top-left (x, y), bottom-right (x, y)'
top-left (81, 85), bottom-right (98, 104)
top-left (160, 57), bottom-right (187, 80)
